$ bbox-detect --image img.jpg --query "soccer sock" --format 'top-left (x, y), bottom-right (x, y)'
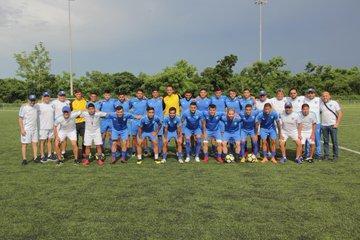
top-left (240, 142), bottom-right (246, 157)
top-left (137, 155), bottom-right (142, 160)
top-left (111, 152), bottom-right (116, 161)
top-left (121, 151), bottom-right (126, 160)
top-left (211, 145), bottom-right (216, 153)
top-left (204, 152), bottom-right (209, 158)
top-left (47, 153), bottom-right (52, 157)
top-left (158, 136), bottom-right (163, 153)
top-left (61, 150), bottom-right (65, 155)
top-left (177, 152), bottom-right (182, 159)
top-left (195, 139), bottom-right (201, 157)
top-left (271, 151), bottom-right (276, 158)
top-left (154, 154), bottom-right (159, 160)
top-left (162, 152), bottom-right (167, 160)
top-left (185, 139), bottom-right (191, 157)
top-left (252, 140), bottom-right (259, 155)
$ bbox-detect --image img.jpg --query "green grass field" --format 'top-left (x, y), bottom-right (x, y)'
top-left (0, 106), bottom-right (359, 239)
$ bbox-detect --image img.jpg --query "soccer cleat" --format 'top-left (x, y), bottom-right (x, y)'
top-left (73, 159), bottom-right (81, 165)
top-left (306, 157), bottom-right (314, 163)
top-left (270, 158), bottom-right (278, 164)
top-left (137, 160), bottom-right (142, 165)
top-left (120, 158), bottom-right (127, 164)
top-left (295, 158), bottom-right (303, 165)
top-left (56, 160), bottom-right (64, 166)
top-left (21, 159), bottom-right (28, 165)
top-left (161, 159), bottom-right (166, 164)
top-left (185, 157), bottom-right (190, 163)
top-left (279, 157), bottom-right (287, 164)
top-left (155, 160), bottom-right (162, 164)
top-left (40, 156), bottom-right (48, 163)
top-left (203, 156), bottom-right (209, 164)
top-left (261, 158), bottom-right (269, 163)
top-left (216, 157), bottom-right (224, 164)
top-left (97, 159), bottom-right (105, 166)
top-left (195, 156), bottom-right (200, 162)
top-left (240, 157), bottom-right (246, 163)
top-left (82, 159), bottom-right (90, 166)
top-left (178, 159), bottom-right (184, 164)
top-left (33, 157), bottom-right (42, 164)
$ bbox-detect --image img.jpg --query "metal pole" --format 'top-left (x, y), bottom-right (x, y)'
top-left (68, 0), bottom-right (74, 95)
top-left (259, 3), bottom-right (262, 61)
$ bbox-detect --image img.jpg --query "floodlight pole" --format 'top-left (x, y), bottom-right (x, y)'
top-left (255, 0), bottom-right (267, 61)
top-left (68, 0), bottom-right (75, 95)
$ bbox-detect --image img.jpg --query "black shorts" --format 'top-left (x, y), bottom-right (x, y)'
top-left (76, 122), bottom-right (85, 138)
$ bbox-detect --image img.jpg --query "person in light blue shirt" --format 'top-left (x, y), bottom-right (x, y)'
top-left (115, 91), bottom-right (130, 113)
top-left (180, 90), bottom-right (194, 115)
top-left (181, 102), bottom-right (203, 162)
top-left (210, 88), bottom-right (226, 114)
top-left (255, 103), bottom-right (281, 163)
top-left (162, 107), bottom-right (183, 163)
top-left (195, 89), bottom-right (211, 113)
top-left (239, 88), bottom-right (256, 112)
top-left (99, 90), bottom-right (116, 150)
top-left (147, 89), bottom-right (165, 152)
top-left (239, 104), bottom-right (259, 161)
top-left (221, 108), bottom-right (242, 161)
top-left (225, 89), bottom-right (241, 114)
top-left (88, 91), bottom-right (102, 110)
top-left (137, 107), bottom-right (162, 164)
top-left (202, 104), bottom-right (224, 163)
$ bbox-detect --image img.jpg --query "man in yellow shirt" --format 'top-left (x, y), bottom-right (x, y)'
top-left (163, 85), bottom-right (181, 116)
top-left (70, 89), bottom-right (87, 161)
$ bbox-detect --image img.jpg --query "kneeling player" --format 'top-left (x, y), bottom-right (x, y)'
top-left (162, 107), bottom-right (183, 163)
top-left (239, 104), bottom-right (259, 163)
top-left (53, 106), bottom-right (81, 165)
top-left (221, 108), bottom-right (242, 162)
top-left (279, 102), bottom-right (302, 163)
top-left (81, 103), bottom-right (108, 166)
top-left (298, 103), bottom-right (317, 163)
top-left (137, 107), bottom-right (162, 164)
top-left (255, 103), bottom-right (281, 164)
top-left (181, 102), bottom-right (203, 163)
top-left (108, 105), bottom-right (134, 164)
top-left (202, 104), bottom-right (223, 163)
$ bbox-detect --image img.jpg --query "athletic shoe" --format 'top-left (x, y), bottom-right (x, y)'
top-left (137, 160), bottom-right (142, 165)
top-left (216, 157), bottom-right (224, 164)
top-left (56, 160), bottom-right (64, 166)
top-left (203, 156), bottom-right (209, 164)
top-left (33, 157), bottom-right (42, 164)
top-left (261, 158), bottom-right (269, 163)
top-left (240, 157), bottom-right (246, 163)
top-left (161, 159), bottom-right (166, 164)
top-left (73, 159), bottom-right (81, 165)
top-left (96, 159), bottom-right (104, 166)
top-left (279, 157), bottom-right (287, 164)
top-left (295, 158), bottom-right (302, 164)
top-left (195, 156), bottom-right (200, 162)
top-left (120, 158), bottom-right (127, 164)
top-left (306, 157), bottom-right (314, 163)
top-left (322, 156), bottom-right (329, 161)
top-left (21, 159), bottom-right (28, 165)
top-left (178, 159), bottom-right (184, 164)
top-left (185, 157), bottom-right (190, 163)
top-left (40, 156), bottom-right (48, 163)
top-left (82, 159), bottom-right (90, 166)
top-left (270, 158), bottom-right (278, 164)
top-left (155, 160), bottom-right (162, 164)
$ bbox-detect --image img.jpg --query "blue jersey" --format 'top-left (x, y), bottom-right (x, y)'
top-left (210, 96), bottom-right (226, 114)
top-left (239, 97), bottom-right (255, 111)
top-left (115, 99), bottom-right (130, 112)
top-left (163, 116), bottom-right (181, 132)
top-left (182, 110), bottom-right (203, 130)
top-left (225, 97), bottom-right (241, 114)
top-left (240, 110), bottom-right (259, 131)
top-left (221, 116), bottom-right (242, 134)
top-left (108, 112), bottom-right (134, 131)
top-left (139, 116), bottom-right (161, 133)
top-left (256, 111), bottom-right (279, 130)
top-left (129, 97), bottom-right (148, 115)
top-left (99, 99), bottom-right (116, 113)
top-left (180, 98), bottom-right (194, 114)
top-left (195, 97), bottom-right (211, 113)
top-left (147, 98), bottom-right (164, 118)
top-left (203, 112), bottom-right (223, 131)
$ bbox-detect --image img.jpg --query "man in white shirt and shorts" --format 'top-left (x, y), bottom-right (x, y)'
top-left (298, 103), bottom-right (317, 164)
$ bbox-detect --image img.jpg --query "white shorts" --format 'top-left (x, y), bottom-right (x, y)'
top-left (281, 130), bottom-right (298, 142)
top-left (301, 131), bottom-right (315, 145)
top-left (58, 130), bottom-right (77, 142)
top-left (39, 129), bottom-right (54, 140)
top-left (20, 129), bottom-right (38, 144)
top-left (84, 130), bottom-right (103, 146)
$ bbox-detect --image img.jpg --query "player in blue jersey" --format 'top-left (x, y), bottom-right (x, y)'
top-left (239, 88), bottom-right (256, 112)
top-left (137, 107), bottom-right (162, 164)
top-left (115, 91), bottom-right (130, 113)
top-left (202, 104), bottom-right (224, 164)
top-left (107, 105), bottom-right (134, 164)
top-left (255, 103), bottom-right (281, 163)
top-left (180, 90), bottom-right (194, 115)
top-left (88, 91), bottom-right (102, 110)
top-left (99, 90), bottom-right (116, 150)
top-left (239, 104), bottom-right (259, 162)
top-left (221, 108), bottom-right (242, 162)
top-left (210, 88), bottom-right (226, 114)
top-left (181, 102), bottom-right (203, 163)
top-left (225, 89), bottom-right (241, 114)
top-left (162, 107), bottom-right (183, 163)
top-left (195, 89), bottom-right (211, 113)
top-left (147, 89), bottom-right (165, 153)
top-left (129, 89), bottom-right (148, 155)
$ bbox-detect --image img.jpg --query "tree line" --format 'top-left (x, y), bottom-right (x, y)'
top-left (1, 42), bottom-right (359, 103)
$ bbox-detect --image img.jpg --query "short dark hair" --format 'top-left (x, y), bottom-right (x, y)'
top-left (229, 89), bottom-right (237, 93)
top-left (104, 89), bottom-right (111, 94)
top-left (169, 107), bottom-right (177, 113)
top-left (117, 91), bottom-right (126, 96)
top-left (147, 106), bottom-right (155, 111)
top-left (152, 88), bottom-right (159, 92)
top-left (243, 88), bottom-right (251, 92)
top-left (190, 102), bottom-right (197, 107)
top-left (264, 103), bottom-right (272, 108)
top-left (289, 88), bottom-right (298, 94)
top-left (199, 88), bottom-right (207, 92)
top-left (74, 89), bottom-right (81, 94)
top-left (245, 104), bottom-right (252, 109)
top-left (89, 91), bottom-right (98, 95)
top-left (115, 105), bottom-right (123, 111)
top-left (137, 88), bottom-right (144, 93)
top-left (184, 90), bottom-right (192, 94)
top-left (208, 104), bottom-right (216, 109)
top-left (302, 103), bottom-right (310, 109)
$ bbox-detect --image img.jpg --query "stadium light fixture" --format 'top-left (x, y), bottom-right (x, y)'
top-left (255, 0), bottom-right (267, 61)
top-left (68, 0), bottom-right (75, 95)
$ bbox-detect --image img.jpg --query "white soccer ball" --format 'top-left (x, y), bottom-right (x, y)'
top-left (247, 153), bottom-right (258, 163)
top-left (225, 154), bottom-right (235, 163)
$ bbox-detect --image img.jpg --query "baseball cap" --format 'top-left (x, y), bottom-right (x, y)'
top-left (284, 102), bottom-right (292, 108)
top-left (58, 90), bottom-right (66, 96)
top-left (259, 90), bottom-right (267, 96)
top-left (28, 94), bottom-right (36, 101)
top-left (307, 88), bottom-right (316, 93)
top-left (62, 106), bottom-right (71, 113)
top-left (43, 91), bottom-right (50, 97)
top-left (87, 102), bottom-right (95, 108)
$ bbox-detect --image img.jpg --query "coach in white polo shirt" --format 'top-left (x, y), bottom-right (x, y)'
top-left (303, 88), bottom-right (322, 159)
top-left (18, 95), bottom-right (39, 165)
top-left (320, 91), bottom-right (343, 161)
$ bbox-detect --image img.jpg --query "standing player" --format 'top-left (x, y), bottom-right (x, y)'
top-left (137, 107), bottom-right (162, 164)
top-left (270, 89), bottom-right (287, 114)
top-left (115, 91), bottom-right (130, 113)
top-left (70, 89), bottom-right (87, 159)
top-left (287, 88), bottom-right (304, 113)
top-left (298, 103), bottom-right (317, 163)
top-left (88, 91), bottom-right (102, 110)
top-left (181, 102), bottom-right (203, 162)
top-left (239, 104), bottom-right (259, 163)
top-left (210, 88), bottom-right (226, 115)
top-left (240, 88), bottom-right (256, 112)
top-left (279, 102), bottom-right (302, 163)
top-left (37, 91), bottom-right (55, 162)
top-left (53, 106), bottom-right (81, 165)
top-left (108, 106), bottom-right (134, 164)
top-left (19, 95), bottom-right (39, 165)
top-left (255, 90), bottom-right (271, 111)
top-left (162, 107), bottom-right (183, 163)
top-left (163, 85), bottom-right (181, 116)
top-left (180, 90), bottom-right (194, 114)
top-left (225, 89), bottom-right (241, 114)
top-left (99, 90), bottom-right (116, 151)
top-left (202, 104), bottom-right (224, 163)
top-left (80, 103), bottom-right (108, 166)
top-left (147, 89), bottom-right (164, 153)
top-left (195, 89), bottom-right (211, 114)
top-left (221, 108), bottom-right (242, 162)
top-left (256, 103), bottom-right (281, 163)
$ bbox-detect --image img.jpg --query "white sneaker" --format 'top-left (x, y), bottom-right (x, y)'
top-left (161, 159), bottom-right (166, 164)
top-left (185, 157), bottom-right (190, 163)
top-left (178, 159), bottom-right (184, 164)
top-left (195, 156), bottom-right (200, 162)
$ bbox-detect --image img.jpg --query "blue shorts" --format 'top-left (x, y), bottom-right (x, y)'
top-left (165, 131), bottom-right (178, 142)
top-left (101, 119), bottom-right (112, 134)
top-left (130, 119), bottom-right (140, 135)
top-left (111, 129), bottom-right (129, 141)
top-left (241, 129), bottom-right (256, 141)
top-left (204, 130), bottom-right (222, 142)
top-left (223, 131), bottom-right (241, 142)
top-left (184, 127), bottom-right (202, 139)
top-left (141, 132), bottom-right (157, 142)
top-left (260, 128), bottom-right (277, 140)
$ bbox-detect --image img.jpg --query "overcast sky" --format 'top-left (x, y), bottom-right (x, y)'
top-left (1, 0), bottom-right (359, 78)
